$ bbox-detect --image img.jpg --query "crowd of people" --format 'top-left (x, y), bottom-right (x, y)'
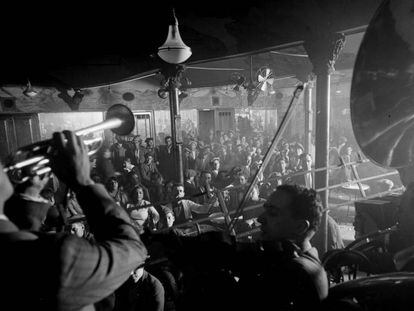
top-left (0, 129), bottom-right (334, 310)
top-left (86, 129), bottom-right (322, 232)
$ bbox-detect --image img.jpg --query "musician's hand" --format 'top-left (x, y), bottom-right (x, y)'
top-left (51, 131), bottom-right (94, 192)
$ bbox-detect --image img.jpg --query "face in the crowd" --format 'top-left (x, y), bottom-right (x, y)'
top-left (238, 175), bottom-right (247, 185)
top-left (146, 139), bottom-right (154, 148)
top-left (346, 146), bottom-right (353, 156)
top-left (90, 158), bottom-right (97, 169)
top-left (166, 137), bottom-right (172, 146)
top-left (174, 186), bottom-right (185, 199)
top-left (296, 147), bottom-right (304, 157)
top-left (146, 155), bottom-right (153, 164)
top-left (166, 212), bottom-right (175, 227)
top-left (241, 136), bottom-right (246, 144)
top-left (70, 222), bottom-right (85, 238)
top-left (212, 160), bottom-right (220, 170)
top-left (258, 189), bottom-right (300, 241)
top-left (202, 173), bottom-right (212, 185)
top-left (131, 267), bottom-right (144, 283)
top-left (107, 179), bottom-right (118, 192)
top-left (190, 143), bottom-right (197, 151)
top-left (135, 188), bottom-right (144, 202)
top-left (133, 136), bottom-right (142, 147)
top-left (256, 148), bottom-right (262, 156)
top-left (131, 173), bottom-right (140, 185)
top-left (246, 155), bottom-right (252, 166)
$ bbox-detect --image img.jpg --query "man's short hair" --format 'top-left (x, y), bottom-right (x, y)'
top-left (200, 170), bottom-right (211, 177)
top-left (173, 182), bottom-right (184, 189)
top-left (165, 135), bottom-right (172, 142)
top-left (184, 169), bottom-right (197, 179)
top-left (276, 184), bottom-right (323, 232)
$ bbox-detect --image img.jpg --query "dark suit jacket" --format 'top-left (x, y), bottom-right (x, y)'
top-left (0, 184), bottom-right (147, 311)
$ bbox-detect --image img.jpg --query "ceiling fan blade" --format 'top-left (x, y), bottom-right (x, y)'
top-left (266, 78), bottom-right (275, 85)
top-left (258, 74), bottom-right (266, 82)
top-left (186, 66), bottom-right (245, 71)
top-left (265, 68), bottom-right (271, 77)
top-left (270, 51), bottom-right (309, 57)
top-left (260, 82), bottom-right (267, 92)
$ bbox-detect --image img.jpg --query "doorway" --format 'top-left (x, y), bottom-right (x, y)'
top-left (198, 110), bottom-right (215, 142)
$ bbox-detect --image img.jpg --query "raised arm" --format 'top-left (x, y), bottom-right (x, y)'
top-left (51, 131), bottom-right (147, 309)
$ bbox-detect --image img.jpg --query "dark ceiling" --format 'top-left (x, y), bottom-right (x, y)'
top-left (0, 0), bottom-right (382, 89)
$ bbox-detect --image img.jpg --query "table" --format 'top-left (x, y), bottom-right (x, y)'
top-left (341, 183), bottom-right (370, 215)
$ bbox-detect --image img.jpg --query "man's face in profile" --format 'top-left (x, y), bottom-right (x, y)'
top-left (258, 190), bottom-right (297, 241)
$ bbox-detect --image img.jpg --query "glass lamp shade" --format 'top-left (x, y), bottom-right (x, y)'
top-left (158, 24), bottom-right (192, 64)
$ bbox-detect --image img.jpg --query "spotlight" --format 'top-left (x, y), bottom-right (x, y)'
top-left (158, 88), bottom-right (169, 99)
top-left (23, 80), bottom-right (38, 97)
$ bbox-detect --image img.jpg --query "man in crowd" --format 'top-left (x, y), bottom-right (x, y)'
top-left (0, 131), bottom-right (147, 310)
top-left (157, 135), bottom-right (175, 182)
top-left (163, 183), bottom-right (218, 225)
top-left (127, 135), bottom-right (146, 166)
top-left (115, 261), bottom-right (165, 311)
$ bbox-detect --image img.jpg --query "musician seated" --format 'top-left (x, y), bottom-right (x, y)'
top-left (236, 184), bottom-right (328, 310)
top-left (162, 183), bottom-right (219, 226)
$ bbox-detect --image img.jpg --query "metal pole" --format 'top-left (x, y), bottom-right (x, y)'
top-left (168, 78), bottom-right (184, 184)
top-left (304, 83), bottom-right (313, 155)
top-left (314, 71), bottom-right (331, 256)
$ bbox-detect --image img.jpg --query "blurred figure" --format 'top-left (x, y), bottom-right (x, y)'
top-left (292, 153), bottom-right (313, 188)
top-left (0, 131), bottom-right (147, 310)
top-left (105, 177), bottom-right (129, 209)
top-left (5, 172), bottom-right (51, 231)
top-left (115, 262), bottom-right (165, 311)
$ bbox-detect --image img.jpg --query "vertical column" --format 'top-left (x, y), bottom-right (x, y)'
top-left (304, 81), bottom-right (314, 156)
top-left (305, 33), bottom-right (346, 256)
top-left (164, 64), bottom-right (185, 184)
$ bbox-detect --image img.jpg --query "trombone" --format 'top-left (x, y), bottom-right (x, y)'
top-left (3, 104), bottom-right (135, 183)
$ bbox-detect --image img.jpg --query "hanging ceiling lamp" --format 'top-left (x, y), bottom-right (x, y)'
top-left (158, 9), bottom-right (192, 64)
